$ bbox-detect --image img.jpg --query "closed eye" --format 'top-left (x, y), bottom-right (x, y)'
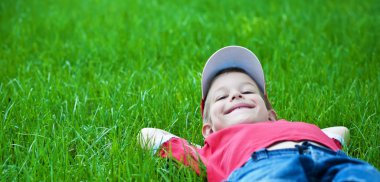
top-left (242, 91), bottom-right (254, 94)
top-left (216, 95), bottom-right (227, 101)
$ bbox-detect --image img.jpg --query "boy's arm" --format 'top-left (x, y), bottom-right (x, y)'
top-left (322, 126), bottom-right (350, 146)
top-left (139, 128), bottom-right (203, 174)
top-left (138, 128), bottom-right (179, 151)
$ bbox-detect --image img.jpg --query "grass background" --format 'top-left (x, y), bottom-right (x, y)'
top-left (1, 0), bottom-right (379, 180)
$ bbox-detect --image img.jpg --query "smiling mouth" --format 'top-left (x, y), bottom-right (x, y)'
top-left (225, 103), bottom-right (255, 114)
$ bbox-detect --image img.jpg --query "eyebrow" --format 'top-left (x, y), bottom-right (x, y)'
top-left (213, 87), bottom-right (228, 95)
top-left (213, 82), bottom-right (257, 94)
top-left (241, 82), bottom-right (256, 87)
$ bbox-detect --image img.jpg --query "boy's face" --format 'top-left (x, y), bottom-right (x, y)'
top-left (202, 71), bottom-right (276, 137)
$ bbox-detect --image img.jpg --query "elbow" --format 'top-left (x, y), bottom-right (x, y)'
top-left (139, 128), bottom-right (150, 138)
top-left (336, 126), bottom-right (350, 146)
top-left (138, 128), bottom-right (152, 149)
top-left (138, 128), bottom-right (159, 149)
top-left (342, 127), bottom-right (350, 145)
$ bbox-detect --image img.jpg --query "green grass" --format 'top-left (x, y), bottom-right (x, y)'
top-left (1, 0), bottom-right (379, 180)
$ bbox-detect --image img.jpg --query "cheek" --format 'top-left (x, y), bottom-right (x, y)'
top-left (251, 95), bottom-right (266, 105)
top-left (210, 103), bottom-right (224, 120)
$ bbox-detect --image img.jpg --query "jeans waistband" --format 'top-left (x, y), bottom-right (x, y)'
top-left (251, 141), bottom-right (345, 161)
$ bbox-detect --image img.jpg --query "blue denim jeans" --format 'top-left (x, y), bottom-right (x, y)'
top-left (227, 142), bottom-right (380, 182)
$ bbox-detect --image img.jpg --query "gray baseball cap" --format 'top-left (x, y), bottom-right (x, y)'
top-left (200, 46), bottom-right (266, 116)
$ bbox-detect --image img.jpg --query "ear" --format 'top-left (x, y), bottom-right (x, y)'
top-left (268, 109), bottom-right (277, 121)
top-left (202, 122), bottom-right (214, 138)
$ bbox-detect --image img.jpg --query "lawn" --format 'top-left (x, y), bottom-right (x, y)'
top-left (1, 0), bottom-right (379, 180)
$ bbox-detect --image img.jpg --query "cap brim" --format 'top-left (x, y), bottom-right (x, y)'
top-left (201, 46), bottom-right (265, 99)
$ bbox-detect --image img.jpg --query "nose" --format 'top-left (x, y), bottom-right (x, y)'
top-left (230, 90), bottom-right (243, 101)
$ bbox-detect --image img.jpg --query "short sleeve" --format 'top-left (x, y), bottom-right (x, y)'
top-left (325, 133), bottom-right (344, 149)
top-left (152, 135), bottom-right (177, 155)
top-left (158, 137), bottom-right (202, 174)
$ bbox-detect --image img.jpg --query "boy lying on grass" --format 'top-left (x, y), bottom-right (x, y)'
top-left (138, 46), bottom-right (380, 181)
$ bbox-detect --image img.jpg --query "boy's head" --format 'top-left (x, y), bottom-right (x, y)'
top-left (200, 46), bottom-right (277, 137)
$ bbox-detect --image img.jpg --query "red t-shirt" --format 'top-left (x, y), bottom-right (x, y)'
top-left (158, 120), bottom-right (342, 182)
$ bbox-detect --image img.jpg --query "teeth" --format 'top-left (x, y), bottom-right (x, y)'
top-left (226, 106), bottom-right (252, 114)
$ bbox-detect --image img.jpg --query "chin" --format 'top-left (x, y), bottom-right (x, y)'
top-left (231, 117), bottom-right (258, 125)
